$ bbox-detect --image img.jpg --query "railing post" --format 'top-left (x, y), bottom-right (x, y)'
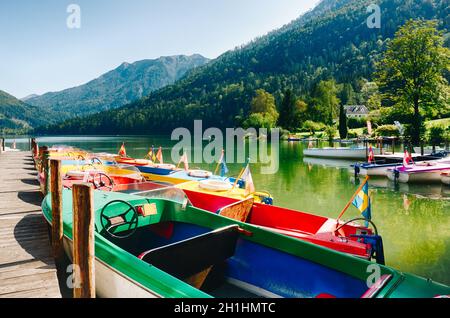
top-left (43, 147), bottom-right (50, 195)
top-left (72, 183), bottom-right (96, 298)
top-left (50, 160), bottom-right (64, 261)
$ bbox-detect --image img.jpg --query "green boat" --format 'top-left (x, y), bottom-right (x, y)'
top-left (41, 188), bottom-right (450, 298)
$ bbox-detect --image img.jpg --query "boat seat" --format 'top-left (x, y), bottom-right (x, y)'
top-left (217, 198), bottom-right (254, 222)
top-left (138, 225), bottom-right (240, 281)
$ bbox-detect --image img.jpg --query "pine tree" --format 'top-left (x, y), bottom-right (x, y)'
top-left (339, 104), bottom-right (348, 139)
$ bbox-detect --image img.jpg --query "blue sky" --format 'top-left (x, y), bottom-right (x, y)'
top-left (0, 0), bottom-right (319, 98)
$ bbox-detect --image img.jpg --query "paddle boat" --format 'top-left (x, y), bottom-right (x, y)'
top-left (304, 147), bottom-right (381, 160)
top-left (172, 183), bottom-right (384, 263)
top-left (41, 190), bottom-right (450, 298)
top-left (38, 163), bottom-right (144, 193)
top-left (352, 152), bottom-right (449, 177)
top-left (387, 160), bottom-right (450, 183)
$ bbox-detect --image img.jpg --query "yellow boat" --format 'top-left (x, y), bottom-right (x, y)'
top-left (175, 180), bottom-right (273, 208)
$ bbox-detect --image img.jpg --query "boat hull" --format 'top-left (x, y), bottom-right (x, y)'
top-left (387, 169), bottom-right (449, 183)
top-left (304, 148), bottom-right (380, 160)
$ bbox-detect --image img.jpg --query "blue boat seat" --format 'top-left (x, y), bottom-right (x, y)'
top-left (138, 225), bottom-right (240, 281)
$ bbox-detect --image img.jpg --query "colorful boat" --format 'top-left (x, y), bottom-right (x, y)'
top-left (41, 190), bottom-right (450, 298)
top-left (175, 181), bottom-right (383, 263)
top-left (304, 147), bottom-right (381, 160)
top-left (387, 160), bottom-right (450, 183)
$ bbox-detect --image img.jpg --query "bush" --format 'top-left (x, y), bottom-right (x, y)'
top-left (347, 131), bottom-right (358, 138)
top-left (324, 125), bottom-right (337, 141)
top-left (302, 120), bottom-right (326, 135)
top-left (347, 117), bottom-right (367, 129)
top-left (428, 126), bottom-right (445, 146)
top-left (374, 125), bottom-right (400, 137)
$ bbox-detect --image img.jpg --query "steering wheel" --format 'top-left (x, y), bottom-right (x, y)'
top-left (93, 172), bottom-right (115, 191)
top-left (90, 157), bottom-right (103, 165)
top-left (100, 200), bottom-right (139, 239)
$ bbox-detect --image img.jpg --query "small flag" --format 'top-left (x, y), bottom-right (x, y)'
top-left (368, 144), bottom-right (375, 163)
top-left (403, 149), bottom-right (413, 167)
top-left (220, 151), bottom-right (229, 177)
top-left (178, 152), bottom-right (189, 171)
top-left (118, 142), bottom-right (127, 157)
top-left (156, 147), bottom-right (163, 163)
top-left (241, 163), bottom-right (255, 196)
top-left (145, 147), bottom-right (153, 160)
top-left (352, 179), bottom-right (371, 226)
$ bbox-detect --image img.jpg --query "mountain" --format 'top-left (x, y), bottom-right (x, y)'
top-left (39, 0), bottom-right (449, 135)
top-left (27, 54), bottom-right (209, 119)
top-left (0, 90), bottom-right (55, 133)
top-left (21, 94), bottom-right (40, 101)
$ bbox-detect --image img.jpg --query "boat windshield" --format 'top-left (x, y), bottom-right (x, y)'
top-left (135, 187), bottom-right (192, 207)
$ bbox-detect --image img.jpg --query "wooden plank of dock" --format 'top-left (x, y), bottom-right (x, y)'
top-left (0, 151), bottom-right (62, 298)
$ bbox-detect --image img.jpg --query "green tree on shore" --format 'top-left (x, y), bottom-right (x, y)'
top-left (278, 89), bottom-right (296, 131)
top-left (376, 19), bottom-right (450, 145)
top-left (244, 89), bottom-right (279, 129)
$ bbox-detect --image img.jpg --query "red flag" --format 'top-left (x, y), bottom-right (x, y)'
top-left (368, 144), bottom-right (375, 163)
top-left (403, 150), bottom-right (412, 167)
top-left (118, 142), bottom-right (127, 157)
top-left (156, 147), bottom-right (163, 163)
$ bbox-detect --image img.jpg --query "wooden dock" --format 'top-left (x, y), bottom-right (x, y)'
top-left (0, 151), bottom-right (62, 298)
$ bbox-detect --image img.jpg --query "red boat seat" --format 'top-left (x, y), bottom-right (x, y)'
top-left (315, 293), bottom-right (337, 298)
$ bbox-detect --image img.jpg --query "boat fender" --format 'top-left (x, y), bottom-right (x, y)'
top-left (188, 170), bottom-right (212, 178)
top-left (198, 179), bottom-right (232, 191)
top-left (393, 169), bottom-right (400, 182)
top-left (354, 164), bottom-right (360, 178)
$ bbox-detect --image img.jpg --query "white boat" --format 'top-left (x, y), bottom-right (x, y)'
top-left (303, 147), bottom-right (380, 160)
top-left (355, 163), bottom-right (400, 177)
top-left (442, 172), bottom-right (450, 186)
top-left (387, 160), bottom-right (450, 183)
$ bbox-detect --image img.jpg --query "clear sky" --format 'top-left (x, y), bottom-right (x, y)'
top-left (0, 0), bottom-right (320, 98)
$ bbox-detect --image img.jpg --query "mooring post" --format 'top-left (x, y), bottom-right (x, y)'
top-left (1, 138), bottom-right (5, 151)
top-left (0, 138), bottom-right (3, 155)
top-left (72, 183), bottom-right (96, 298)
top-left (50, 160), bottom-right (64, 261)
top-left (43, 147), bottom-right (50, 195)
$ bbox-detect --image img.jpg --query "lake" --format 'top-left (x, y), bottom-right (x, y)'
top-left (6, 135), bottom-right (450, 285)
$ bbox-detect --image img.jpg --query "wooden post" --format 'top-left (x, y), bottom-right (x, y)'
top-left (72, 183), bottom-right (95, 298)
top-left (43, 147), bottom-right (50, 195)
top-left (1, 138), bottom-right (4, 151)
top-left (50, 160), bottom-right (64, 261)
top-left (0, 138), bottom-right (3, 155)
top-left (392, 138), bottom-right (395, 155)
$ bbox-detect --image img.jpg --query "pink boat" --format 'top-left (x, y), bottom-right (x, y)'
top-left (387, 159), bottom-right (450, 183)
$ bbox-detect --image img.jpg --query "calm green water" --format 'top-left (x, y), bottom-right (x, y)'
top-left (7, 136), bottom-right (450, 285)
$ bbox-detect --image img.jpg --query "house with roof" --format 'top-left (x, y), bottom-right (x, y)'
top-left (344, 105), bottom-right (369, 119)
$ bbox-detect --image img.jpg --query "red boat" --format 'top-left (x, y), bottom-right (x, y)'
top-left (182, 189), bottom-right (385, 263)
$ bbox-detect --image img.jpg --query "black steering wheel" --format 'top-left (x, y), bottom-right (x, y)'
top-left (100, 200), bottom-right (139, 239)
top-left (93, 172), bottom-right (115, 191)
top-left (90, 157), bottom-right (103, 165)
